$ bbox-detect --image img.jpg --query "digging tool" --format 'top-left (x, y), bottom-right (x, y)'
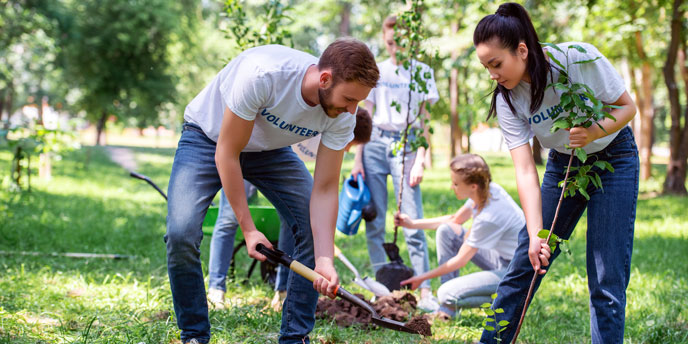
top-left (256, 243), bottom-right (420, 335)
top-left (334, 245), bottom-right (391, 297)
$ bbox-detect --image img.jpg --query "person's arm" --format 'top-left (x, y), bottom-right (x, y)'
top-left (568, 91), bottom-right (636, 148)
top-left (351, 100), bottom-right (374, 181)
top-left (510, 143), bottom-right (550, 275)
top-left (395, 203), bottom-right (472, 230)
top-left (215, 106), bottom-right (273, 261)
top-left (409, 101), bottom-right (430, 187)
top-left (401, 244), bottom-right (478, 290)
top-left (310, 142), bottom-right (345, 299)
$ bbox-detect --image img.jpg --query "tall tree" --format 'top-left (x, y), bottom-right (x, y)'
top-left (662, 0), bottom-right (687, 194)
top-left (57, 0), bottom-right (180, 145)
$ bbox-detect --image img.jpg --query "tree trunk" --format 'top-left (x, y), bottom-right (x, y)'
top-left (0, 92), bottom-right (5, 127)
top-left (463, 67), bottom-right (471, 152)
top-left (532, 137), bottom-right (543, 165)
top-left (635, 31), bottom-right (654, 181)
top-left (626, 59), bottom-right (641, 139)
top-left (338, 1), bottom-right (351, 37)
top-left (449, 55), bottom-right (462, 158)
top-left (663, 0), bottom-right (688, 195)
top-left (5, 86), bottom-right (13, 130)
top-left (95, 111), bottom-right (107, 146)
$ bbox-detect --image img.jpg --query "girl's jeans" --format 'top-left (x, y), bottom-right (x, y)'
top-left (481, 126), bottom-right (639, 344)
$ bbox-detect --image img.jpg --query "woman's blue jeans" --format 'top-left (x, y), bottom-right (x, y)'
top-left (166, 123), bottom-right (317, 344)
top-left (480, 126), bottom-right (639, 344)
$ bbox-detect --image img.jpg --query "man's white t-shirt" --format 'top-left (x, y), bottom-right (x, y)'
top-left (184, 45), bottom-right (355, 152)
top-left (292, 136), bottom-right (320, 162)
top-left (464, 182), bottom-right (525, 261)
top-left (366, 59), bottom-right (440, 131)
top-left (496, 42), bottom-right (627, 154)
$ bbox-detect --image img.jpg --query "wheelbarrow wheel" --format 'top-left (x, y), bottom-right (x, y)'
top-left (260, 259), bottom-right (278, 288)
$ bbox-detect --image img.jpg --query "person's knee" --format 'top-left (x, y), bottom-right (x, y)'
top-left (437, 223), bottom-right (460, 242)
top-left (437, 283), bottom-right (462, 306)
top-left (166, 216), bottom-right (202, 250)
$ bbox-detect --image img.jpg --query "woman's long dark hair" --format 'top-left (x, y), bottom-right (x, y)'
top-left (473, 2), bottom-right (551, 119)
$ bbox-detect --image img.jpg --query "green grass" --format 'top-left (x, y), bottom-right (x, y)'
top-left (1, 146), bottom-right (687, 343)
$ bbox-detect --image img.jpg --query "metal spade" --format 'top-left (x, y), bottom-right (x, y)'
top-left (256, 244), bottom-right (419, 335)
top-left (334, 245), bottom-right (391, 298)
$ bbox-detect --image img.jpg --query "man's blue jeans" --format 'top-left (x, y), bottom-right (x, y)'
top-left (166, 123), bottom-right (317, 344)
top-left (480, 126), bottom-right (639, 344)
top-left (362, 127), bottom-right (430, 289)
top-left (208, 188), bottom-right (292, 293)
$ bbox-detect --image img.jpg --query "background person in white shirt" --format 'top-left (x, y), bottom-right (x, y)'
top-left (165, 39), bottom-right (379, 344)
top-left (395, 154), bottom-right (524, 319)
top-left (351, 15), bottom-right (440, 312)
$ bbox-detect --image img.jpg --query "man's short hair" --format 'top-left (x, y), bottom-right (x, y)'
top-left (353, 107), bottom-right (372, 144)
top-left (382, 15), bottom-right (397, 32)
top-left (318, 38), bottom-right (379, 89)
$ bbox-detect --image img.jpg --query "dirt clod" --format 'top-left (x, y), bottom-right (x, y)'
top-left (405, 315), bottom-right (432, 336)
top-left (315, 290), bottom-right (431, 336)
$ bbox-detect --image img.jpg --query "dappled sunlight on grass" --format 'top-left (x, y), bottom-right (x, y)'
top-left (1, 146), bottom-right (687, 343)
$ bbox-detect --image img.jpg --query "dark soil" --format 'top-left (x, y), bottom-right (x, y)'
top-left (405, 315), bottom-right (432, 337)
top-left (315, 290), bottom-right (432, 336)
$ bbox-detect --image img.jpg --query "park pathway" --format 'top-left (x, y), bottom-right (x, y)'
top-left (105, 146), bottom-right (138, 171)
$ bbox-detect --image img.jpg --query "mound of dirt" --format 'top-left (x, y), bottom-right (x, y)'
top-left (315, 290), bottom-right (432, 336)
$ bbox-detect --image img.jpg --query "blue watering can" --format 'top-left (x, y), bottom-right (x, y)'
top-left (336, 174), bottom-right (371, 235)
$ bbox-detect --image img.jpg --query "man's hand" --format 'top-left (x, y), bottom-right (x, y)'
top-left (394, 212), bottom-right (414, 228)
top-left (245, 230), bottom-right (273, 262)
top-left (528, 235), bottom-right (551, 275)
top-left (400, 275), bottom-right (424, 290)
top-left (409, 158), bottom-right (424, 187)
top-left (313, 257), bottom-right (339, 299)
top-left (568, 126), bottom-right (600, 148)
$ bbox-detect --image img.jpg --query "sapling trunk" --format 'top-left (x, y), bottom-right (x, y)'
top-left (511, 153), bottom-right (575, 344)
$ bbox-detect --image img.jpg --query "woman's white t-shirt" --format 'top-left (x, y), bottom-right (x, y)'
top-left (184, 45), bottom-right (355, 152)
top-left (464, 182), bottom-right (525, 261)
top-left (496, 42), bottom-right (627, 154)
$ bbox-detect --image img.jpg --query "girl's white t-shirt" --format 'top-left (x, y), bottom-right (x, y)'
top-left (496, 42), bottom-right (627, 154)
top-left (464, 182), bottom-right (525, 261)
top-left (366, 59), bottom-right (440, 131)
top-left (184, 45), bottom-right (355, 152)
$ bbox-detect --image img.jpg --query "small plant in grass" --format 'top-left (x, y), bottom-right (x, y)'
top-left (481, 293), bottom-right (508, 342)
top-left (510, 43), bottom-right (618, 343)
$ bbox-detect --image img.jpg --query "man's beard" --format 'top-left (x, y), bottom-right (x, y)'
top-left (318, 86), bottom-right (343, 118)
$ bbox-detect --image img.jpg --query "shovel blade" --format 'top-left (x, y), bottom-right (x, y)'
top-left (362, 277), bottom-right (391, 297)
top-left (371, 316), bottom-right (419, 335)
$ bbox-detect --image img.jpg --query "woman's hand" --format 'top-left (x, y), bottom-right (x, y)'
top-left (568, 126), bottom-right (600, 148)
top-left (528, 235), bottom-right (551, 275)
top-left (400, 275), bottom-right (424, 290)
top-left (394, 212), bottom-right (414, 228)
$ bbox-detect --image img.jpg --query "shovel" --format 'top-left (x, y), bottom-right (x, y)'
top-left (334, 245), bottom-right (391, 298)
top-left (256, 243), bottom-right (420, 335)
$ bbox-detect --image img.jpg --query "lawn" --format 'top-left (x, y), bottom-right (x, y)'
top-left (1, 145), bottom-right (687, 343)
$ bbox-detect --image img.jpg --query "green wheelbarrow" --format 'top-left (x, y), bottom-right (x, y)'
top-left (130, 171), bottom-right (282, 286)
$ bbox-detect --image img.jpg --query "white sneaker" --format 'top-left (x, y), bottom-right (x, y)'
top-left (207, 288), bottom-right (225, 310)
top-left (418, 294), bottom-right (440, 313)
top-left (270, 290), bottom-right (287, 312)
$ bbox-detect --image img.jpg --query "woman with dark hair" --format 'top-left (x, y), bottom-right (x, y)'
top-left (473, 3), bottom-right (638, 343)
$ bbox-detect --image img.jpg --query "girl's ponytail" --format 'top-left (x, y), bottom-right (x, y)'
top-left (474, 2), bottom-right (550, 120)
